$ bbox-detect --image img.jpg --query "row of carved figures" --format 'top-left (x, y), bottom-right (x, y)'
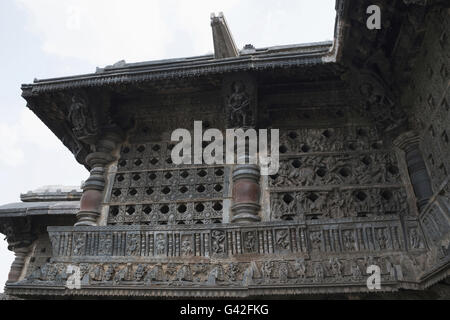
top-left (23, 255), bottom-right (404, 287)
top-left (271, 188), bottom-right (409, 220)
top-left (279, 127), bottom-right (381, 153)
top-left (270, 153), bottom-right (400, 188)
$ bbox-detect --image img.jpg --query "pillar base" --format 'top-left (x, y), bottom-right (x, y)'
top-left (231, 203), bottom-right (261, 223)
top-left (75, 210), bottom-right (100, 227)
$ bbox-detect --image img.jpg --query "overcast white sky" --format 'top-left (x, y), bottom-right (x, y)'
top-left (0, 0), bottom-right (336, 292)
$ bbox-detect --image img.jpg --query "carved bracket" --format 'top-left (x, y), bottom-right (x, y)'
top-left (0, 218), bottom-right (36, 283)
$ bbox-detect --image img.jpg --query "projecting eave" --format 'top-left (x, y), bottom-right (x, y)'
top-left (0, 201), bottom-right (79, 218)
top-left (21, 41), bottom-right (334, 95)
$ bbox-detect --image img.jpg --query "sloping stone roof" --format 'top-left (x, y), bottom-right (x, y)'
top-left (0, 185), bottom-right (81, 218)
top-left (20, 185), bottom-right (82, 202)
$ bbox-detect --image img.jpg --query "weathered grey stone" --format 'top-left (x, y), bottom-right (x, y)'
top-left (1, 0), bottom-right (449, 299)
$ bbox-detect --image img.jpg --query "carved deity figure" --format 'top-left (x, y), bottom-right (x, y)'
top-left (145, 264), bottom-right (164, 283)
top-left (181, 238), bottom-right (193, 256)
top-left (228, 81), bottom-right (252, 128)
top-left (78, 263), bottom-right (91, 283)
top-left (293, 193), bottom-right (307, 219)
top-left (54, 264), bottom-right (68, 283)
top-left (313, 262), bottom-right (324, 282)
top-left (376, 229), bottom-right (388, 250)
top-left (89, 264), bottom-right (103, 282)
top-left (99, 234), bottom-right (113, 255)
top-left (310, 232), bottom-right (322, 252)
top-left (329, 258), bottom-right (343, 279)
top-left (68, 95), bottom-right (97, 139)
top-left (382, 257), bottom-right (397, 280)
top-left (244, 231), bottom-right (256, 253)
top-left (226, 263), bottom-right (239, 282)
top-left (156, 234), bottom-right (166, 255)
top-left (327, 189), bottom-right (346, 218)
top-left (410, 228), bottom-right (422, 249)
top-left (350, 261), bottom-right (362, 281)
top-left (132, 264), bottom-right (145, 281)
top-left (261, 261), bottom-right (274, 282)
top-left (168, 213), bottom-right (176, 225)
top-left (177, 264), bottom-right (193, 282)
top-left (73, 235), bottom-right (85, 256)
top-left (242, 262), bottom-right (257, 286)
top-left (207, 265), bottom-right (225, 285)
top-left (126, 234), bottom-right (139, 256)
top-left (271, 196), bottom-right (284, 219)
top-left (211, 230), bottom-right (225, 254)
top-left (113, 264), bottom-right (129, 284)
top-left (103, 264), bottom-right (115, 281)
top-left (294, 259), bottom-right (307, 280)
top-left (343, 231), bottom-right (356, 251)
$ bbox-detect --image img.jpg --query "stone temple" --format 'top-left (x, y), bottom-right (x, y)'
top-left (0, 1), bottom-right (449, 299)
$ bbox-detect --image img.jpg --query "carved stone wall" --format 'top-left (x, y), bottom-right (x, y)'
top-left (107, 141), bottom-right (231, 226)
top-left (400, 7), bottom-right (450, 281)
top-left (268, 118), bottom-right (412, 222)
top-left (403, 7), bottom-right (449, 193)
top-left (11, 219), bottom-right (427, 297)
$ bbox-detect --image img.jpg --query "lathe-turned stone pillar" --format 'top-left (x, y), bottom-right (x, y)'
top-left (394, 131), bottom-right (433, 211)
top-left (224, 74), bottom-right (261, 223)
top-left (75, 132), bottom-right (121, 226)
top-left (231, 162), bottom-right (261, 223)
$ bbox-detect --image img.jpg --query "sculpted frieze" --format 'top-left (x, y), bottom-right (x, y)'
top-left (270, 188), bottom-right (409, 221)
top-left (270, 153), bottom-right (400, 188)
top-left (21, 254), bottom-right (408, 289)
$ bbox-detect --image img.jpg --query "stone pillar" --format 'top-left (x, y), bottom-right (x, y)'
top-left (8, 246), bottom-right (31, 283)
top-left (231, 138), bottom-right (261, 223)
top-left (231, 164), bottom-right (261, 223)
top-left (224, 74), bottom-right (261, 223)
top-left (75, 132), bottom-right (121, 226)
top-left (394, 131), bottom-right (433, 211)
top-left (2, 219), bottom-right (35, 283)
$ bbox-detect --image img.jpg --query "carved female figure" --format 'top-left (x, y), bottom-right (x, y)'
top-left (211, 230), bottom-right (225, 254)
top-left (228, 81), bottom-right (251, 128)
top-left (68, 95), bottom-right (97, 138)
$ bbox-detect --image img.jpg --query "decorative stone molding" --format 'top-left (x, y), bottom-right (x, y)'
top-left (394, 131), bottom-right (433, 211)
top-left (20, 185), bottom-right (82, 202)
top-left (5, 216), bottom-right (439, 298)
top-left (45, 217), bottom-right (419, 260)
